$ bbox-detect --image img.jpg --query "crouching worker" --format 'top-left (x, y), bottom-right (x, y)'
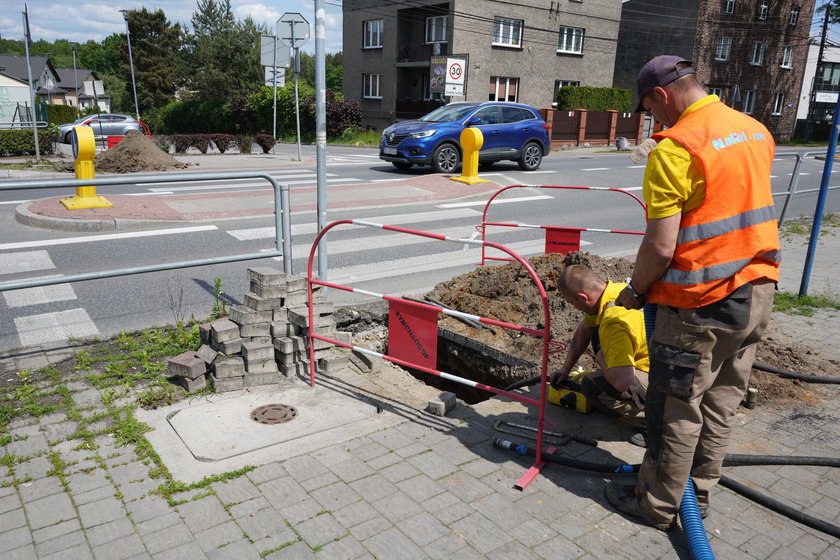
top-left (549, 265), bottom-right (649, 441)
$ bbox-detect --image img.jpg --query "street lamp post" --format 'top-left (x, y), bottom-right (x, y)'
top-left (119, 9), bottom-right (140, 120)
top-left (71, 42), bottom-right (80, 118)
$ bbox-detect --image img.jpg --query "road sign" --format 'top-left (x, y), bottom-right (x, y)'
top-left (260, 36), bottom-right (290, 68)
top-left (445, 57), bottom-right (466, 96)
top-left (278, 12), bottom-right (310, 48)
top-left (264, 67), bottom-right (286, 87)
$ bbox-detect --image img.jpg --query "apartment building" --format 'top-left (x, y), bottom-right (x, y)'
top-left (342, 0), bottom-right (621, 131)
top-left (614, 0), bottom-right (815, 141)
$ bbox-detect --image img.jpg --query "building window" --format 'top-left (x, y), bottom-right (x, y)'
top-left (724, 0), bottom-right (736, 14)
top-left (709, 87), bottom-right (723, 99)
top-left (557, 26), bottom-right (584, 54)
top-left (750, 41), bottom-right (764, 65)
top-left (789, 6), bottom-right (800, 25)
top-left (363, 74), bottom-right (381, 98)
top-left (743, 90), bottom-right (756, 114)
top-left (363, 19), bottom-right (383, 49)
top-left (781, 46), bottom-right (794, 69)
top-left (489, 76), bottom-right (519, 102)
top-left (426, 15), bottom-right (448, 43)
top-left (493, 17), bottom-right (523, 47)
top-left (715, 37), bottom-right (732, 61)
top-left (771, 92), bottom-right (785, 115)
top-left (758, 0), bottom-right (768, 20)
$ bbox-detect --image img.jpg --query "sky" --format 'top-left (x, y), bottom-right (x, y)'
top-left (0, 0), bottom-right (343, 53)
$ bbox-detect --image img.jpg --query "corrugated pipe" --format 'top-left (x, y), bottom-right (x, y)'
top-left (680, 478), bottom-right (715, 560)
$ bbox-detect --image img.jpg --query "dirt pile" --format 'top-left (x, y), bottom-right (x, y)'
top-left (427, 251), bottom-right (839, 408)
top-left (95, 130), bottom-right (191, 173)
top-left (54, 130), bottom-right (191, 173)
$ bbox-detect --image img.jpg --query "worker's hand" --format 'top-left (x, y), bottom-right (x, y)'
top-left (617, 286), bottom-right (645, 309)
top-left (549, 368), bottom-right (570, 389)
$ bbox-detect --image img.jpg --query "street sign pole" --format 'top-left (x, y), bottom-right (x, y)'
top-left (272, 35), bottom-right (277, 154)
top-left (293, 45), bottom-right (302, 161)
top-left (315, 0), bottom-right (328, 282)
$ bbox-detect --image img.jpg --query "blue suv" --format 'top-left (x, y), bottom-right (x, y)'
top-left (379, 102), bottom-right (550, 173)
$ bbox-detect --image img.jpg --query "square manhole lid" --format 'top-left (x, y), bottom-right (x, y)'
top-left (166, 385), bottom-right (381, 462)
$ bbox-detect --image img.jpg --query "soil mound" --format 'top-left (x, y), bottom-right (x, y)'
top-left (428, 251), bottom-right (839, 407)
top-left (53, 130), bottom-right (191, 173)
top-left (94, 130), bottom-right (191, 173)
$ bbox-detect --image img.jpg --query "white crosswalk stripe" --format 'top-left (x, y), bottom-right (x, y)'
top-left (14, 308), bottom-right (99, 347)
top-left (0, 250), bottom-right (56, 275)
top-left (3, 275), bottom-right (76, 308)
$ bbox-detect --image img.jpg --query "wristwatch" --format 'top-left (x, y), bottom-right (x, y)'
top-left (625, 278), bottom-right (646, 303)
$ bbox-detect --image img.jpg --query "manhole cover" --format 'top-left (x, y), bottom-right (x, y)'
top-left (250, 404), bottom-right (298, 425)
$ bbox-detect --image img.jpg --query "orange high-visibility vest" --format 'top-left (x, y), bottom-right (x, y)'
top-left (648, 100), bottom-right (780, 308)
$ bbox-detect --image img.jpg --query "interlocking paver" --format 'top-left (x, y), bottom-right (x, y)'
top-left (329, 458), bottom-right (375, 483)
top-left (78, 497), bottom-right (125, 528)
top-left (205, 538), bottom-right (260, 560)
top-left (7, 434), bottom-right (49, 457)
top-left (211, 477), bottom-right (261, 506)
top-left (193, 520), bottom-right (244, 552)
top-left (422, 531), bottom-right (471, 560)
top-left (0, 507), bottom-right (26, 532)
top-left (348, 473), bottom-right (397, 502)
top-left (23, 492), bottom-right (76, 531)
top-left (41, 542), bottom-right (94, 560)
top-left (259, 476), bottom-right (308, 510)
top-left (125, 495), bottom-right (171, 524)
top-left (309, 482), bottom-right (361, 511)
top-left (314, 535), bottom-right (366, 560)
top-left (0, 526), bottom-right (32, 551)
top-left (35, 529), bottom-right (88, 557)
top-left (281, 456), bottom-right (329, 482)
top-left (92, 533), bottom-right (146, 560)
top-left (176, 496), bottom-right (230, 533)
top-left (371, 491), bottom-right (424, 523)
top-left (450, 511), bottom-right (512, 554)
top-left (86, 517), bottom-right (136, 547)
top-left (299, 472), bottom-right (339, 492)
top-left (236, 507), bottom-right (295, 550)
top-left (228, 496), bottom-right (271, 518)
top-left (135, 512), bottom-right (180, 537)
top-left (396, 511), bottom-right (450, 547)
top-left (406, 451), bottom-right (458, 480)
top-left (363, 526), bottom-right (426, 560)
top-left (5, 543), bottom-right (37, 560)
top-left (348, 515), bottom-right (391, 540)
top-left (245, 462), bottom-right (287, 485)
top-left (15, 456), bottom-right (51, 480)
top-left (151, 541), bottom-right (208, 560)
top-left (32, 518), bottom-right (81, 544)
top-left (263, 540), bottom-right (314, 560)
top-left (142, 522), bottom-right (194, 555)
top-left (0, 493), bottom-right (21, 515)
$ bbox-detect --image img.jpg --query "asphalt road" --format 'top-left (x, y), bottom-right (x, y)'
top-left (0, 145), bottom-right (837, 354)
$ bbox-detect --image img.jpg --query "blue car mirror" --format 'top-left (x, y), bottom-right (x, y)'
top-left (466, 116), bottom-right (481, 126)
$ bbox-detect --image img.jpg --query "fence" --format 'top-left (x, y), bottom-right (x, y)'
top-left (0, 172), bottom-right (292, 293)
top-left (539, 108), bottom-right (645, 148)
top-left (478, 185), bottom-right (647, 266)
top-left (305, 219), bottom-right (560, 490)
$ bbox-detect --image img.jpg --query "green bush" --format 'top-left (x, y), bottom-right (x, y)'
top-left (255, 134), bottom-right (275, 153)
top-left (212, 134), bottom-right (236, 153)
top-left (47, 104), bottom-right (78, 125)
top-left (555, 86), bottom-right (632, 112)
top-left (0, 128), bottom-right (58, 156)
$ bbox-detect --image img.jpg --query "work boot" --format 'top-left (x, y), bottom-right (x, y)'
top-left (604, 481), bottom-right (675, 531)
top-left (629, 429), bottom-right (647, 448)
top-left (698, 505), bottom-right (710, 519)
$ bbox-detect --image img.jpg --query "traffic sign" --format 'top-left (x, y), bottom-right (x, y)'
top-left (445, 57), bottom-right (466, 96)
top-left (278, 12), bottom-right (310, 48)
top-left (264, 67), bottom-right (286, 87)
top-left (260, 35), bottom-right (290, 68)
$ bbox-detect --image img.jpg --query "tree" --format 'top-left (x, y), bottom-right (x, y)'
top-left (185, 0), bottom-right (263, 100)
top-left (122, 8), bottom-right (184, 113)
top-left (296, 51), bottom-right (343, 93)
top-left (78, 35), bottom-right (123, 77)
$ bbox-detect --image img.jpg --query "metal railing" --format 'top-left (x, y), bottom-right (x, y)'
top-left (0, 171), bottom-right (292, 293)
top-left (775, 151), bottom-right (840, 225)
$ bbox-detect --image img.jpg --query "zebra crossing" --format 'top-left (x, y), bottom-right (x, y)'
top-left (1, 203), bottom-right (580, 350)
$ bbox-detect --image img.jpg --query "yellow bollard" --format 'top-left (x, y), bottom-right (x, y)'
top-left (60, 126), bottom-right (112, 209)
top-left (450, 127), bottom-right (490, 185)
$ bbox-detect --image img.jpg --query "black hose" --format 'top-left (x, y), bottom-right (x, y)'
top-left (752, 361), bottom-right (840, 384)
top-left (504, 375), bottom-right (541, 392)
top-left (723, 454), bottom-right (840, 467)
top-left (719, 474), bottom-right (840, 539)
top-left (492, 439), bottom-right (840, 540)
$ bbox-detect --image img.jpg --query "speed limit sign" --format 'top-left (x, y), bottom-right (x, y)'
top-left (445, 57), bottom-right (466, 96)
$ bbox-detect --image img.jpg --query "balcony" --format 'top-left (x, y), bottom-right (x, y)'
top-left (397, 41), bottom-right (449, 64)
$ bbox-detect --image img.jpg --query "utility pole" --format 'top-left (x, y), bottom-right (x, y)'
top-left (22, 4), bottom-right (40, 163)
top-left (71, 42), bottom-right (79, 119)
top-left (120, 9), bottom-right (140, 120)
top-left (804, 5), bottom-right (831, 142)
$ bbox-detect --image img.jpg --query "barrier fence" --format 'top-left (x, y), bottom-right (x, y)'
top-left (0, 172), bottom-right (292, 293)
top-left (478, 185), bottom-right (648, 266)
top-left (306, 219), bottom-right (563, 490)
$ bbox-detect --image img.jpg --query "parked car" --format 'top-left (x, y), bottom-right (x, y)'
top-left (379, 102), bottom-right (550, 173)
top-left (58, 114), bottom-right (142, 144)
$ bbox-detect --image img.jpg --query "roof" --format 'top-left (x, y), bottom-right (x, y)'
top-left (0, 55), bottom-right (61, 83)
top-left (55, 68), bottom-right (96, 90)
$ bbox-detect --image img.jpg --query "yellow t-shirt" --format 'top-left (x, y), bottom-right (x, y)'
top-left (583, 281), bottom-right (650, 372)
top-left (643, 95), bottom-right (720, 219)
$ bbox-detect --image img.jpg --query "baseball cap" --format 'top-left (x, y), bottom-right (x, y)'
top-left (635, 55), bottom-right (695, 112)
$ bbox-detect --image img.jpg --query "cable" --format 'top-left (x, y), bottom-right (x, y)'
top-left (752, 361), bottom-right (840, 384)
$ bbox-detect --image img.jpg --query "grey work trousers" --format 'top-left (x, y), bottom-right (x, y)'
top-left (636, 279), bottom-right (775, 524)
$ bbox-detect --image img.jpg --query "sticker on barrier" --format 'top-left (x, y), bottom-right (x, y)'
top-left (388, 299), bottom-right (438, 369)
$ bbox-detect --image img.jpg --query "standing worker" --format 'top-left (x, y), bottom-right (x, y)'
top-left (610, 55), bottom-right (780, 530)
top-left (550, 265), bottom-right (649, 443)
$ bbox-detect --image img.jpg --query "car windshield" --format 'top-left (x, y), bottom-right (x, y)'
top-left (419, 104), bottom-right (478, 123)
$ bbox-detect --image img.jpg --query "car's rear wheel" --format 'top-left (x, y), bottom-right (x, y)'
top-left (518, 142), bottom-right (543, 171)
top-left (432, 144), bottom-right (460, 174)
top-left (392, 161), bottom-right (413, 170)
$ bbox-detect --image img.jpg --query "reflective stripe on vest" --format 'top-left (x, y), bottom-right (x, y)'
top-left (676, 205), bottom-right (776, 244)
top-left (661, 249), bottom-right (781, 286)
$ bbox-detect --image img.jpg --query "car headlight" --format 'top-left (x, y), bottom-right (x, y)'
top-left (409, 129), bottom-right (436, 139)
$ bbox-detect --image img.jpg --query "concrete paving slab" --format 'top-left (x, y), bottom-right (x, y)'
top-left (137, 380), bottom-right (405, 483)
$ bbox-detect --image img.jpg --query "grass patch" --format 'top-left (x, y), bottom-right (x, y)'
top-left (774, 291), bottom-right (840, 316)
top-left (780, 213), bottom-right (840, 241)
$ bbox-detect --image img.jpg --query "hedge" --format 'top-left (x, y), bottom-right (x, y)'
top-left (555, 86), bottom-right (633, 112)
top-left (0, 128), bottom-right (58, 156)
top-left (47, 104), bottom-right (78, 126)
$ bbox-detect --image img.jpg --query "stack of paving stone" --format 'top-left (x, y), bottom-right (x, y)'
top-left (177, 266), bottom-right (351, 393)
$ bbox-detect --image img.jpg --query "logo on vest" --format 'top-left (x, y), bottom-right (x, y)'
top-left (711, 131), bottom-right (765, 151)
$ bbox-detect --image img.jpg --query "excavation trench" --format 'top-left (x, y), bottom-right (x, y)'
top-left (335, 251), bottom-right (840, 409)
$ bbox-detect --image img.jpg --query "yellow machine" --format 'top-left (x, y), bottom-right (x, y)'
top-left (548, 369), bottom-right (595, 413)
